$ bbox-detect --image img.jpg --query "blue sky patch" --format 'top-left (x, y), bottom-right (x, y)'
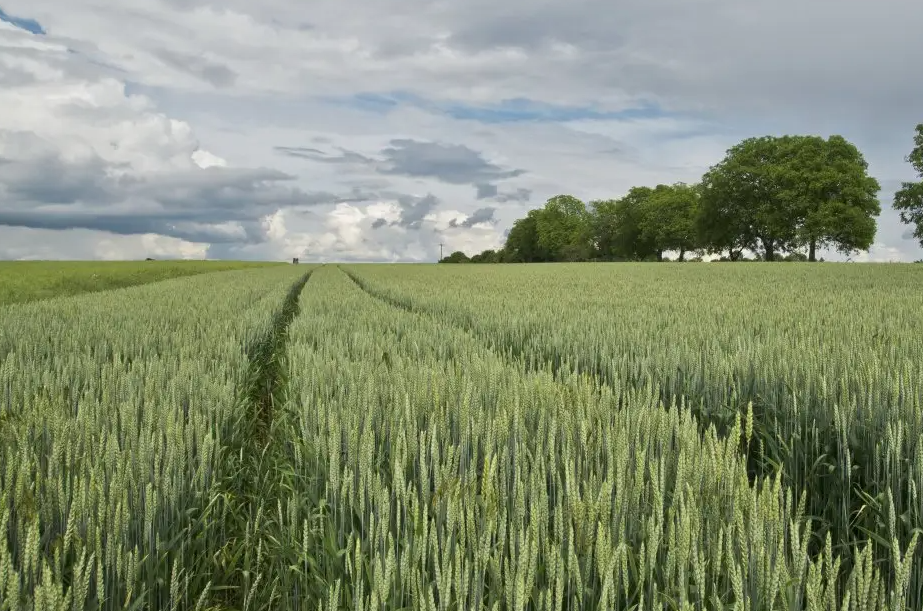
top-left (323, 91), bottom-right (424, 114)
top-left (0, 6), bottom-right (46, 35)
top-left (330, 91), bottom-right (677, 124)
top-left (441, 98), bottom-right (669, 123)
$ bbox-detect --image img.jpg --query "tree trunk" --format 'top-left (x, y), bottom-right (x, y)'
top-left (763, 239), bottom-right (776, 261)
top-left (808, 239), bottom-right (816, 262)
top-left (678, 248), bottom-right (685, 262)
top-left (656, 250), bottom-right (663, 262)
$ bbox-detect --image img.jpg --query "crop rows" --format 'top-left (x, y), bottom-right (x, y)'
top-left (342, 262), bottom-right (923, 609)
top-left (213, 264), bottom-right (919, 610)
top-left (0, 266), bottom-right (308, 610)
top-left (0, 261), bottom-right (279, 307)
top-left (2, 262), bottom-right (921, 610)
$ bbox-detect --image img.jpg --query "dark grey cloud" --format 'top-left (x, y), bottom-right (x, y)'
top-left (379, 139), bottom-right (525, 185)
top-left (0, 131), bottom-right (346, 243)
top-left (393, 193), bottom-right (439, 229)
top-left (475, 183), bottom-right (497, 199)
top-left (475, 183), bottom-right (532, 202)
top-left (449, 206), bottom-right (497, 228)
top-left (274, 146), bottom-right (374, 165)
top-left (0, 211), bottom-right (255, 243)
top-left (274, 146), bottom-right (329, 158)
top-left (154, 49), bottom-right (237, 88)
top-left (328, 185), bottom-right (388, 204)
top-left (0, 150), bottom-right (117, 205)
top-left (362, 194), bottom-right (441, 231)
top-left (347, 178), bottom-right (393, 190)
top-left (493, 188), bottom-right (532, 203)
top-left (277, 138), bottom-right (528, 201)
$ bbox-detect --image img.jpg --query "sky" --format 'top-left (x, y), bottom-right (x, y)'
top-left (0, 0), bottom-right (921, 262)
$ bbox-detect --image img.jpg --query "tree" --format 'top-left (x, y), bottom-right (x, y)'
top-left (699, 136), bottom-right (806, 261)
top-left (470, 249), bottom-right (501, 263)
top-left (592, 187), bottom-right (658, 260)
top-left (534, 195), bottom-right (593, 261)
top-left (638, 183), bottom-right (701, 261)
top-left (589, 198), bottom-right (620, 260)
top-left (789, 135), bottom-right (880, 261)
top-left (699, 135), bottom-right (881, 261)
top-left (439, 251), bottom-right (470, 263)
top-left (894, 124), bottom-right (923, 248)
top-left (695, 193), bottom-right (754, 261)
top-left (503, 210), bottom-right (549, 262)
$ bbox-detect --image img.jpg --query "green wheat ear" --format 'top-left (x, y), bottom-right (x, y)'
top-left (2, 262), bottom-right (921, 610)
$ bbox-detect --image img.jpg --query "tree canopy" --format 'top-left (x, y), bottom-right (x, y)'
top-left (502, 210), bottom-right (549, 263)
top-left (697, 135), bottom-right (880, 261)
top-left (593, 187), bottom-right (656, 261)
top-left (894, 124), bottom-right (923, 248)
top-left (788, 135), bottom-right (880, 260)
top-left (534, 195), bottom-right (593, 262)
top-left (439, 132), bottom-right (883, 264)
top-left (639, 183), bottom-right (700, 261)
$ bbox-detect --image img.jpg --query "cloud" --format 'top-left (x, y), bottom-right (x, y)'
top-left (275, 145), bottom-right (373, 165)
top-left (153, 48), bottom-right (237, 88)
top-left (209, 199), bottom-right (499, 263)
top-left (449, 206), bottom-right (497, 228)
top-left (475, 183), bottom-right (497, 199)
top-left (492, 188), bottom-right (532, 203)
top-left (0, 130), bottom-right (339, 243)
top-left (392, 193), bottom-right (440, 229)
top-left (0, 0), bottom-right (921, 262)
top-left (474, 183), bottom-right (531, 202)
top-left (380, 139), bottom-right (525, 185)
top-left (852, 243), bottom-right (914, 263)
top-left (0, 24), bottom-right (358, 249)
top-left (0, 226), bottom-right (208, 260)
top-left (276, 138), bottom-right (527, 201)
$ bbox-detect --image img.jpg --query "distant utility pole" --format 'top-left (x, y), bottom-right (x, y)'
top-left (439, 243), bottom-right (444, 261)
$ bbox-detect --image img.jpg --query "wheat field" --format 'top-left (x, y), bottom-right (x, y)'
top-left (1, 262), bottom-right (921, 610)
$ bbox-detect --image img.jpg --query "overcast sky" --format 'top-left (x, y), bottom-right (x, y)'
top-left (1, 0), bottom-right (921, 262)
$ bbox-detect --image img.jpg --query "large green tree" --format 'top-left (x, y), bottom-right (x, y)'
top-left (534, 195), bottom-right (593, 261)
top-left (893, 124), bottom-right (923, 248)
top-left (789, 135), bottom-right (880, 261)
top-left (699, 135), bottom-right (880, 261)
top-left (695, 197), bottom-right (754, 261)
top-left (639, 183), bottom-right (701, 261)
top-left (503, 210), bottom-right (549, 262)
top-left (699, 136), bottom-right (803, 261)
top-left (592, 187), bottom-right (657, 260)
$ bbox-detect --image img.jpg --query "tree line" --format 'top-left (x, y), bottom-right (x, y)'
top-left (441, 127), bottom-right (923, 263)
